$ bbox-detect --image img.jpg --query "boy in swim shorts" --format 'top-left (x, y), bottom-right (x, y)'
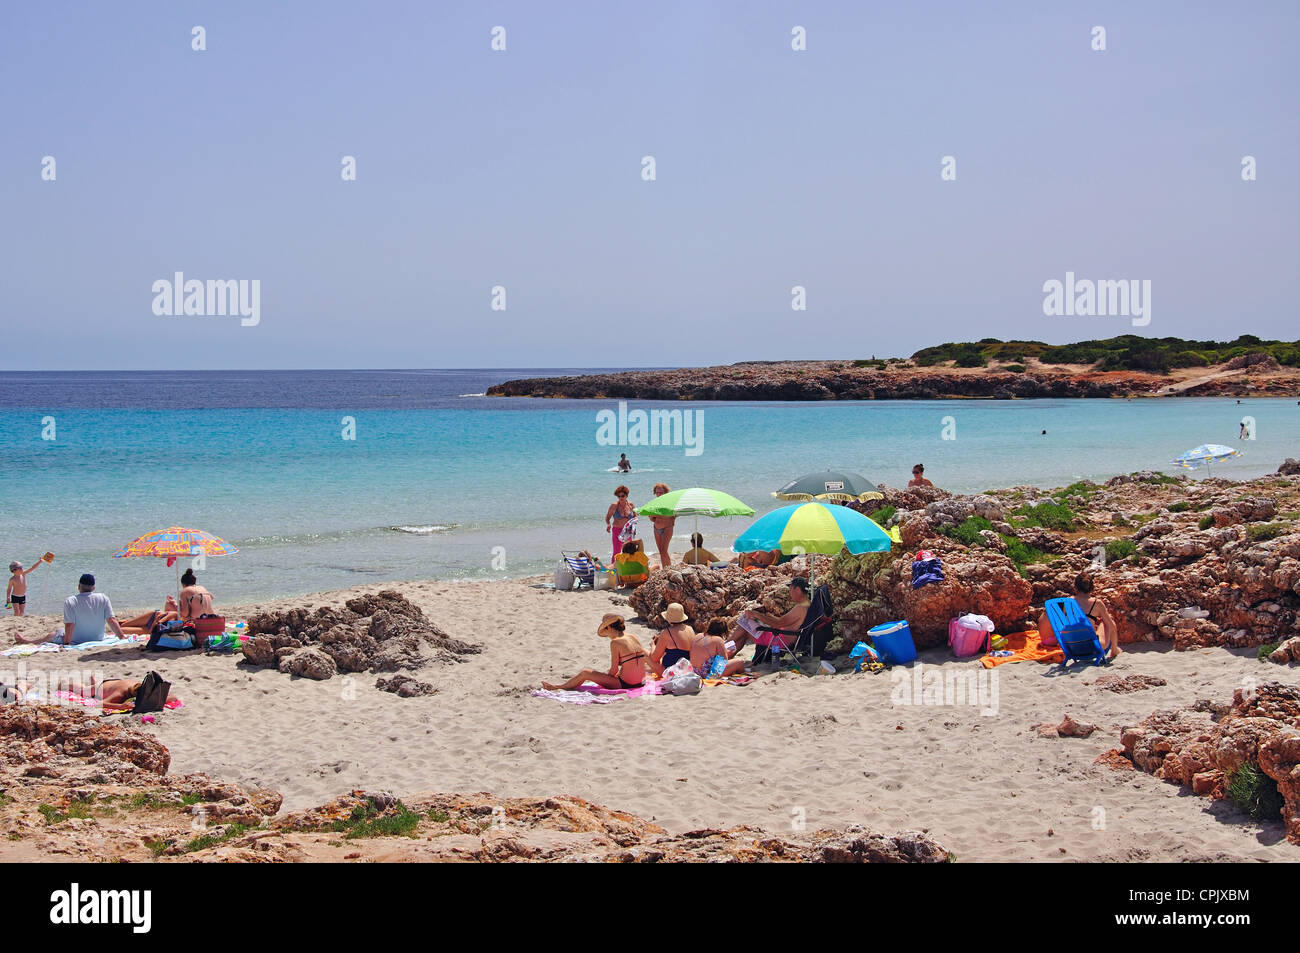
top-left (6, 561), bottom-right (37, 616)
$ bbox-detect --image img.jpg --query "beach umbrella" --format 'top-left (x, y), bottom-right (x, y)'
top-left (1171, 444), bottom-right (1242, 474)
top-left (772, 469), bottom-right (884, 503)
top-left (733, 501), bottom-right (893, 588)
top-left (636, 487), bottom-right (756, 542)
top-left (114, 526), bottom-right (238, 594)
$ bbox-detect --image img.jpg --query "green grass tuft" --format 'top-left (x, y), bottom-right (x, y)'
top-left (1256, 642), bottom-right (1280, 662)
top-left (1247, 523), bottom-right (1286, 542)
top-left (1198, 515), bottom-right (1215, 530)
top-left (1104, 539), bottom-right (1137, 562)
top-left (940, 516), bottom-right (993, 546)
top-left (1226, 763), bottom-right (1284, 822)
top-left (1011, 501), bottom-right (1077, 532)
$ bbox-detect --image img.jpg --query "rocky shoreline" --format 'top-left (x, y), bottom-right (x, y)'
top-left (487, 359), bottom-right (1300, 401)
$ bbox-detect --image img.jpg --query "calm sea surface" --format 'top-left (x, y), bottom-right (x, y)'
top-left (1, 369), bottom-right (1296, 612)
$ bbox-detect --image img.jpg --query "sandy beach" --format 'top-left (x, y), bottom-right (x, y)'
top-left (3, 569), bottom-right (1296, 863)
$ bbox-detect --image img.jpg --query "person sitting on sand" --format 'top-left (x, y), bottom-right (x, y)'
top-left (1037, 571), bottom-right (1121, 660)
top-left (681, 533), bottom-right (719, 566)
top-left (691, 619), bottom-right (746, 678)
top-left (650, 603), bottom-right (695, 676)
top-left (541, 614), bottom-right (648, 691)
top-left (178, 569), bottom-right (215, 620)
top-left (649, 483), bottom-right (675, 568)
top-left (15, 573), bottom-right (127, 645)
top-left (909, 464), bottom-right (934, 488)
top-left (613, 540), bottom-right (650, 588)
top-left (729, 577), bottom-right (812, 652)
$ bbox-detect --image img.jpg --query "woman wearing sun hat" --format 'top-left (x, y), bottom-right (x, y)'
top-left (541, 614), bottom-right (649, 691)
top-left (650, 603), bottom-right (696, 676)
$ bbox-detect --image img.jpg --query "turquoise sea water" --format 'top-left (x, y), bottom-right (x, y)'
top-left (1, 370), bottom-right (1296, 612)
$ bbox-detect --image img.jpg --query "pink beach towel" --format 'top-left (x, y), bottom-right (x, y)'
top-left (531, 681), bottom-right (661, 705)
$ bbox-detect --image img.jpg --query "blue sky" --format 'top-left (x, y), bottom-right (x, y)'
top-left (1, 1), bottom-right (1297, 369)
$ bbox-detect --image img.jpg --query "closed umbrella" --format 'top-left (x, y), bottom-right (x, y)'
top-left (773, 469), bottom-right (884, 503)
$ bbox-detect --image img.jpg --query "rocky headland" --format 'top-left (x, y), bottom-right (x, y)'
top-left (487, 356), bottom-right (1300, 401)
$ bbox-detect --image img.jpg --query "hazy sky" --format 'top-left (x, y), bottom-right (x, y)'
top-left (2, 1), bottom-right (1297, 370)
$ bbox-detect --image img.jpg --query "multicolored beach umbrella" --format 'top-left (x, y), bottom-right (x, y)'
top-left (114, 526), bottom-right (237, 593)
top-left (733, 502), bottom-right (893, 557)
top-left (1171, 444), bottom-right (1242, 471)
top-left (772, 470), bottom-right (884, 503)
top-left (636, 487), bottom-right (755, 540)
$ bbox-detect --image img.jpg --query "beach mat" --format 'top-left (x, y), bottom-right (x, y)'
top-left (980, 630), bottom-right (1064, 668)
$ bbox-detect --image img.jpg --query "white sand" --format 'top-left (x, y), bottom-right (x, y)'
top-left (3, 577), bottom-right (1298, 862)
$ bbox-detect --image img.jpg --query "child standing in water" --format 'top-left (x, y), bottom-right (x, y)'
top-left (6, 561), bottom-right (37, 616)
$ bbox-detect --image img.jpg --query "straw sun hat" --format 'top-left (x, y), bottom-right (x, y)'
top-left (598, 613), bottom-right (626, 635)
top-left (661, 603), bottom-right (687, 624)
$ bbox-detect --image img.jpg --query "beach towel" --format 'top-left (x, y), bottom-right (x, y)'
top-left (531, 681), bottom-right (661, 705)
top-left (1, 634), bottom-right (148, 658)
top-left (978, 630), bottom-right (1064, 668)
top-left (54, 689), bottom-right (183, 714)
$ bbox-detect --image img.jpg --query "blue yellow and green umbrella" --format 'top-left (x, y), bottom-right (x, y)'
top-left (733, 501), bottom-right (894, 586)
top-left (1172, 444), bottom-right (1242, 473)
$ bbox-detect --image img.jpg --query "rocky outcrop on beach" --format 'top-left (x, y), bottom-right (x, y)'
top-left (486, 359), bottom-right (1300, 401)
top-left (0, 705), bottom-right (949, 862)
top-left (1119, 683), bottom-right (1300, 844)
top-left (877, 472), bottom-right (1300, 652)
top-left (629, 471), bottom-right (1300, 654)
top-left (241, 590), bottom-right (478, 685)
top-left (627, 562), bottom-right (821, 633)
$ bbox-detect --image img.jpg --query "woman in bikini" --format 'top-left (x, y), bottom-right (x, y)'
top-left (648, 483), bottom-right (675, 568)
top-left (1037, 571), bottom-right (1121, 659)
top-left (542, 614), bottom-right (648, 691)
top-left (605, 486), bottom-right (637, 563)
top-left (650, 603), bottom-right (696, 676)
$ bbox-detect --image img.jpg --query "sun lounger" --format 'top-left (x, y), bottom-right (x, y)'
top-left (1044, 597), bottom-right (1108, 667)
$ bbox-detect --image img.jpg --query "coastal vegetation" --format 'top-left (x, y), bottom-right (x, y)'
top-left (912, 334), bottom-right (1300, 373)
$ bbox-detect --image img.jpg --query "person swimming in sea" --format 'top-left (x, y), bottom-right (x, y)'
top-left (616, 453), bottom-right (631, 472)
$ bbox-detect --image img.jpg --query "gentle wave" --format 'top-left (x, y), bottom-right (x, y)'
top-left (388, 524), bottom-right (456, 535)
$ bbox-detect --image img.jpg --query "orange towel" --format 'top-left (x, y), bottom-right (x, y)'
top-left (980, 629), bottom-right (1064, 668)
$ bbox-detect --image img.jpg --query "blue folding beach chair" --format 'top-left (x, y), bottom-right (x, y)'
top-left (561, 551), bottom-right (597, 588)
top-left (1044, 597), bottom-right (1108, 667)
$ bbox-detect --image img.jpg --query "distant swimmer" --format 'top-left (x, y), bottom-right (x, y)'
top-left (1042, 430), bottom-right (1047, 435)
top-left (616, 453), bottom-right (631, 472)
top-left (909, 464), bottom-right (934, 488)
top-left (1240, 420), bottom-right (1248, 440)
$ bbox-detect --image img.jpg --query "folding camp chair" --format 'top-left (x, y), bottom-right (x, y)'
top-left (560, 551), bottom-right (596, 589)
top-left (1044, 597), bottom-right (1108, 667)
top-left (754, 584), bottom-right (834, 665)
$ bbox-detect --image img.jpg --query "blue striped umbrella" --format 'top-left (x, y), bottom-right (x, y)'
top-left (1172, 444), bottom-right (1242, 472)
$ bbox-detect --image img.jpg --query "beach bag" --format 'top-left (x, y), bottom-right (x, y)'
top-left (662, 672), bottom-right (701, 695)
top-left (191, 614), bottom-right (225, 648)
top-left (948, 614), bottom-right (994, 658)
top-left (593, 569), bottom-right (615, 591)
top-left (132, 671), bottom-right (170, 714)
top-left (554, 562), bottom-right (575, 591)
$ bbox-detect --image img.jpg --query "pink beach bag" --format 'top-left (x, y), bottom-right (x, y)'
top-left (948, 615), bottom-right (992, 658)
